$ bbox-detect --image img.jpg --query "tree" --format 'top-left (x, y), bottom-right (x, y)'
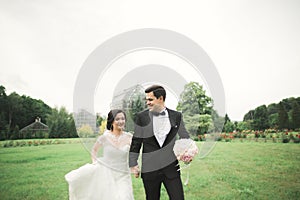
top-left (243, 110), bottom-right (254, 121)
top-left (96, 113), bottom-right (107, 134)
top-left (236, 121), bottom-right (250, 131)
top-left (224, 114), bottom-right (231, 124)
top-left (177, 82), bottom-right (215, 135)
top-left (96, 114), bottom-right (105, 128)
top-left (67, 115), bottom-right (78, 138)
top-left (10, 125), bottom-right (19, 140)
top-left (0, 85), bottom-right (8, 140)
top-left (278, 102), bottom-right (289, 130)
top-left (243, 109), bottom-right (255, 130)
top-left (199, 114), bottom-right (214, 134)
top-left (177, 82), bottom-right (213, 115)
top-left (129, 94), bottom-right (146, 118)
top-left (78, 124), bottom-right (94, 138)
top-left (267, 103), bottom-right (278, 115)
top-left (183, 114), bottom-right (201, 135)
top-left (47, 107), bottom-right (77, 138)
top-left (183, 114), bottom-right (214, 135)
top-left (268, 113), bottom-right (279, 129)
top-left (291, 100), bottom-right (300, 130)
top-left (222, 113), bottom-right (232, 132)
top-left (126, 94), bottom-right (146, 132)
top-left (224, 121), bottom-right (235, 133)
top-left (252, 105), bottom-right (269, 130)
top-left (7, 92), bottom-right (23, 139)
top-left (211, 109), bottom-right (225, 132)
top-left (99, 119), bottom-right (107, 134)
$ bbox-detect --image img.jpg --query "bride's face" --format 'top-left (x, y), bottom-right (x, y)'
top-left (112, 112), bottom-right (126, 131)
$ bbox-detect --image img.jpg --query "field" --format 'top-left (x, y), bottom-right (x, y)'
top-left (0, 139), bottom-right (299, 200)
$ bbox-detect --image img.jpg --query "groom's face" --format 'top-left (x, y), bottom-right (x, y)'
top-left (146, 91), bottom-right (164, 112)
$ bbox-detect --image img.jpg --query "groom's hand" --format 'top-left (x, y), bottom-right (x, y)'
top-left (130, 165), bottom-right (140, 178)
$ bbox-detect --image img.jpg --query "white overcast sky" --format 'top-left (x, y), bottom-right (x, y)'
top-left (0, 0), bottom-right (299, 121)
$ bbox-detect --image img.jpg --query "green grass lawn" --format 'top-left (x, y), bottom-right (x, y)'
top-left (0, 140), bottom-right (299, 200)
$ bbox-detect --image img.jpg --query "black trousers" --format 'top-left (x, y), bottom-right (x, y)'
top-left (142, 173), bottom-right (184, 200)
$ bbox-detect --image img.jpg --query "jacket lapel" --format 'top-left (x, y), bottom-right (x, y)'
top-left (162, 108), bottom-right (178, 147)
top-left (145, 110), bottom-right (161, 148)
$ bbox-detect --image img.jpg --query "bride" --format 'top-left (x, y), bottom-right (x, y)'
top-left (65, 109), bottom-right (134, 200)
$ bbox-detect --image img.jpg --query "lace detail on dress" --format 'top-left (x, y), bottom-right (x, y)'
top-left (93, 130), bottom-right (133, 173)
top-left (102, 130), bottom-right (132, 149)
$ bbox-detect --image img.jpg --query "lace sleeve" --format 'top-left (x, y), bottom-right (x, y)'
top-left (124, 132), bottom-right (133, 145)
top-left (91, 135), bottom-right (105, 163)
top-left (97, 135), bottom-right (105, 145)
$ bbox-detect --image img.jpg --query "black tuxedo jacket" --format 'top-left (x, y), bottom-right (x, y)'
top-left (129, 108), bottom-right (189, 180)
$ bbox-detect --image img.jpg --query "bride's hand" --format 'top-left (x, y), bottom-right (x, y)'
top-left (130, 165), bottom-right (140, 178)
top-left (91, 158), bottom-right (97, 165)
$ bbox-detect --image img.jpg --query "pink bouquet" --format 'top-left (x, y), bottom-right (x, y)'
top-left (173, 138), bottom-right (198, 164)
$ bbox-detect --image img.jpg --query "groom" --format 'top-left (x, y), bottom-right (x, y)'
top-left (129, 85), bottom-right (190, 200)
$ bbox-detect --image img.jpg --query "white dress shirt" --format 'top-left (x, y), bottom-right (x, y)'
top-left (153, 109), bottom-right (171, 147)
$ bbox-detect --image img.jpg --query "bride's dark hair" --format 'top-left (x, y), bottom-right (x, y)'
top-left (106, 109), bottom-right (126, 131)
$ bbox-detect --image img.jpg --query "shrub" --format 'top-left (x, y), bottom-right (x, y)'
top-left (282, 132), bottom-right (290, 143)
top-left (27, 141), bottom-right (33, 146)
top-left (33, 140), bottom-right (40, 146)
top-left (291, 134), bottom-right (300, 143)
top-left (197, 134), bottom-right (206, 141)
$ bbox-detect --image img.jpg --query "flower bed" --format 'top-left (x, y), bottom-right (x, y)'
top-left (1, 138), bottom-right (81, 148)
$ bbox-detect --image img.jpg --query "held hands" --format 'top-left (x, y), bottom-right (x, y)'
top-left (91, 154), bottom-right (97, 165)
top-left (92, 160), bottom-right (97, 165)
top-left (130, 165), bottom-right (140, 178)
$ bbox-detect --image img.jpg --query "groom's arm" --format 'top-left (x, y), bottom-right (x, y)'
top-left (129, 113), bottom-right (143, 168)
top-left (129, 136), bottom-right (142, 167)
top-left (129, 138), bottom-right (141, 178)
top-left (129, 114), bottom-right (143, 178)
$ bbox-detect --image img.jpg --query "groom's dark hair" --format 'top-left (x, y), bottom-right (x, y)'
top-left (145, 85), bottom-right (166, 101)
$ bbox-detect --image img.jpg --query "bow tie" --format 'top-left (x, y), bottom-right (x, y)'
top-left (151, 111), bottom-right (166, 116)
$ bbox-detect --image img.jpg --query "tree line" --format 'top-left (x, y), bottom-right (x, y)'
top-left (241, 97), bottom-right (300, 131)
top-left (1, 82), bottom-right (299, 140)
top-left (0, 85), bottom-right (77, 140)
top-left (170, 82), bottom-right (300, 134)
top-left (215, 98), bottom-right (300, 133)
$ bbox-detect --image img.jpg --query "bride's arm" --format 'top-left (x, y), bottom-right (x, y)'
top-left (91, 138), bottom-right (102, 164)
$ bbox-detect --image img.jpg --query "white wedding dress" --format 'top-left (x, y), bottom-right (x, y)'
top-left (65, 131), bottom-right (134, 200)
